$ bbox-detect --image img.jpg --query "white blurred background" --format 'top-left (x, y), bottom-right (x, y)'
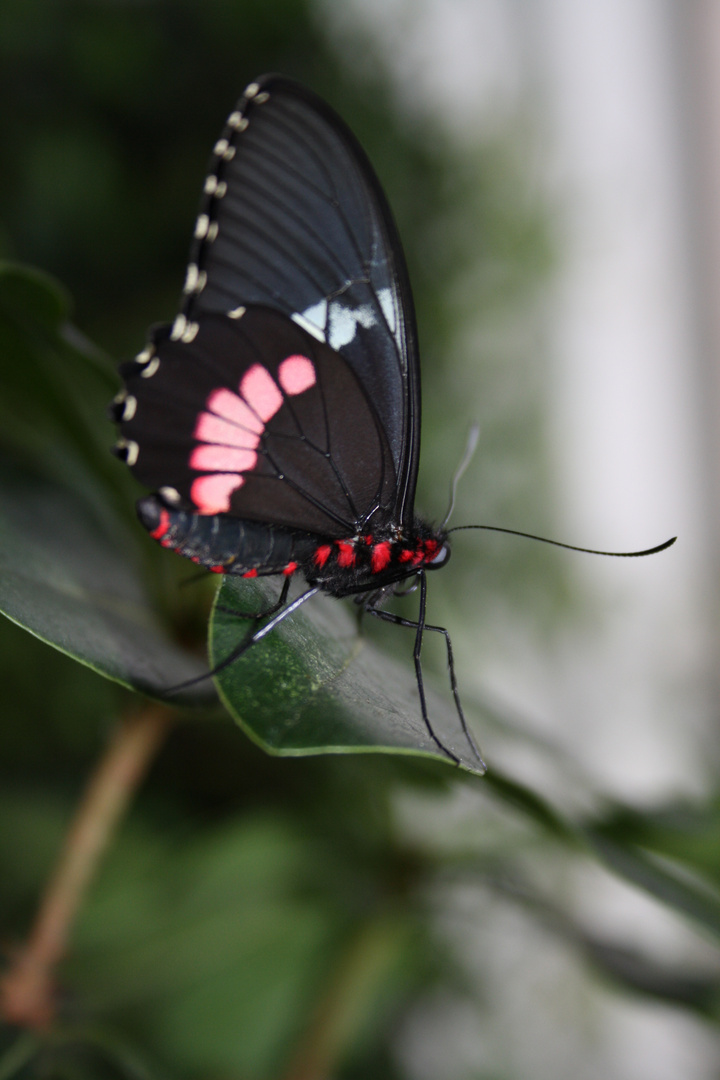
top-left (322, 2), bottom-right (720, 1077)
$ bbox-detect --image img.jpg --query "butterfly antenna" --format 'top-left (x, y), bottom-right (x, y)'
top-left (441, 423), bottom-right (480, 529)
top-left (447, 524), bottom-right (676, 558)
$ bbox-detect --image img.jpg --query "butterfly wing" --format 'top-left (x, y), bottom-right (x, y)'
top-left (115, 74), bottom-right (420, 538)
top-left (185, 74), bottom-right (420, 526)
top-left (116, 306), bottom-right (397, 536)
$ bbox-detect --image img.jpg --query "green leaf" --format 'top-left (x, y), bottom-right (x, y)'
top-left (481, 767), bottom-right (581, 843)
top-left (585, 827), bottom-right (720, 938)
top-left (210, 577), bottom-right (486, 774)
top-left (0, 461), bottom-right (211, 700)
top-left (0, 262), bottom-right (125, 504)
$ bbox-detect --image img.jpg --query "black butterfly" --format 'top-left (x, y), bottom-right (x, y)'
top-left (111, 74), bottom-right (484, 767)
top-left (110, 76), bottom-right (674, 769)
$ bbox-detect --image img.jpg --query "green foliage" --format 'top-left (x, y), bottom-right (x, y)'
top-left (0, 5), bottom-right (718, 1078)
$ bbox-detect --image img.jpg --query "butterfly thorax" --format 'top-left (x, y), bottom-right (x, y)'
top-left (300, 519), bottom-right (450, 597)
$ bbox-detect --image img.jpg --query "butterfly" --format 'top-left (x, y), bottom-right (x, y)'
top-left (110, 74), bottom-right (485, 769)
top-left (110, 75), bottom-right (675, 771)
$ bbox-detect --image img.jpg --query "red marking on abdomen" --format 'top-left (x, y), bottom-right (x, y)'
top-left (210, 564), bottom-right (225, 574)
top-left (336, 541), bottom-right (356, 568)
top-left (282, 561), bottom-right (298, 576)
top-left (314, 544), bottom-right (332, 568)
top-left (370, 541), bottom-right (392, 574)
top-left (190, 472), bottom-right (244, 514)
top-left (240, 364), bottom-right (283, 421)
top-left (242, 568), bottom-right (258, 578)
top-left (278, 355), bottom-right (316, 395)
top-left (149, 508), bottom-right (171, 540)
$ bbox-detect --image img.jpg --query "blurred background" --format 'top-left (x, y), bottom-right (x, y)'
top-left (1, 1), bottom-right (719, 1078)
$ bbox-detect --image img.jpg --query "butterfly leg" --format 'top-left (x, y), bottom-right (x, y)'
top-left (364, 578), bottom-right (485, 769)
top-left (215, 576), bottom-right (292, 621)
top-left (164, 579), bottom-right (315, 696)
top-left (210, 584), bottom-right (321, 680)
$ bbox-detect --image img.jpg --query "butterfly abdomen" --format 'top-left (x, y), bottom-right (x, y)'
top-left (136, 495), bottom-right (316, 577)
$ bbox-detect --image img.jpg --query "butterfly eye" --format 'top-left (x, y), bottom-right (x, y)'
top-left (428, 543), bottom-right (450, 569)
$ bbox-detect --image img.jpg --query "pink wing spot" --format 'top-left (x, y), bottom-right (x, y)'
top-left (240, 364), bottom-right (283, 421)
top-left (191, 473), bottom-right (244, 514)
top-left (206, 388), bottom-right (264, 434)
top-left (278, 355), bottom-right (316, 396)
top-left (190, 445), bottom-right (257, 472)
top-left (371, 542), bottom-right (392, 574)
top-left (194, 411), bottom-right (261, 449)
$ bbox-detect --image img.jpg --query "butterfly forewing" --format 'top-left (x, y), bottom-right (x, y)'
top-left (181, 75), bottom-right (420, 526)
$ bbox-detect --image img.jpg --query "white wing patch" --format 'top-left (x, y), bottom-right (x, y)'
top-left (291, 298), bottom-right (328, 342)
top-left (327, 302), bottom-right (377, 350)
top-left (377, 288), bottom-right (397, 336)
top-left (292, 295), bottom-right (394, 350)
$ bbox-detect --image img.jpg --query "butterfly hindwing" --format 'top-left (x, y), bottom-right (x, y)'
top-left (118, 306), bottom-right (397, 537)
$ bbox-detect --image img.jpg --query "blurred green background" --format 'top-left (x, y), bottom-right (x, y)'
top-left (0, 2), bottom-right (718, 1079)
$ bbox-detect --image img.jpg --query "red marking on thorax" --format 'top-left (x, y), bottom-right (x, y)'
top-left (150, 508), bottom-right (171, 540)
top-left (370, 542), bottom-right (391, 574)
top-left (336, 541), bottom-right (356, 568)
top-left (314, 544), bottom-right (332, 568)
top-left (398, 549), bottom-right (414, 563)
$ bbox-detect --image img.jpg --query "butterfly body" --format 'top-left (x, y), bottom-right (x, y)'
top-left (136, 491), bottom-right (449, 597)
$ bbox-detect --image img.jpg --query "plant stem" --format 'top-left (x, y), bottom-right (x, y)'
top-left (0, 704), bottom-right (173, 1030)
top-left (280, 915), bottom-right (404, 1080)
